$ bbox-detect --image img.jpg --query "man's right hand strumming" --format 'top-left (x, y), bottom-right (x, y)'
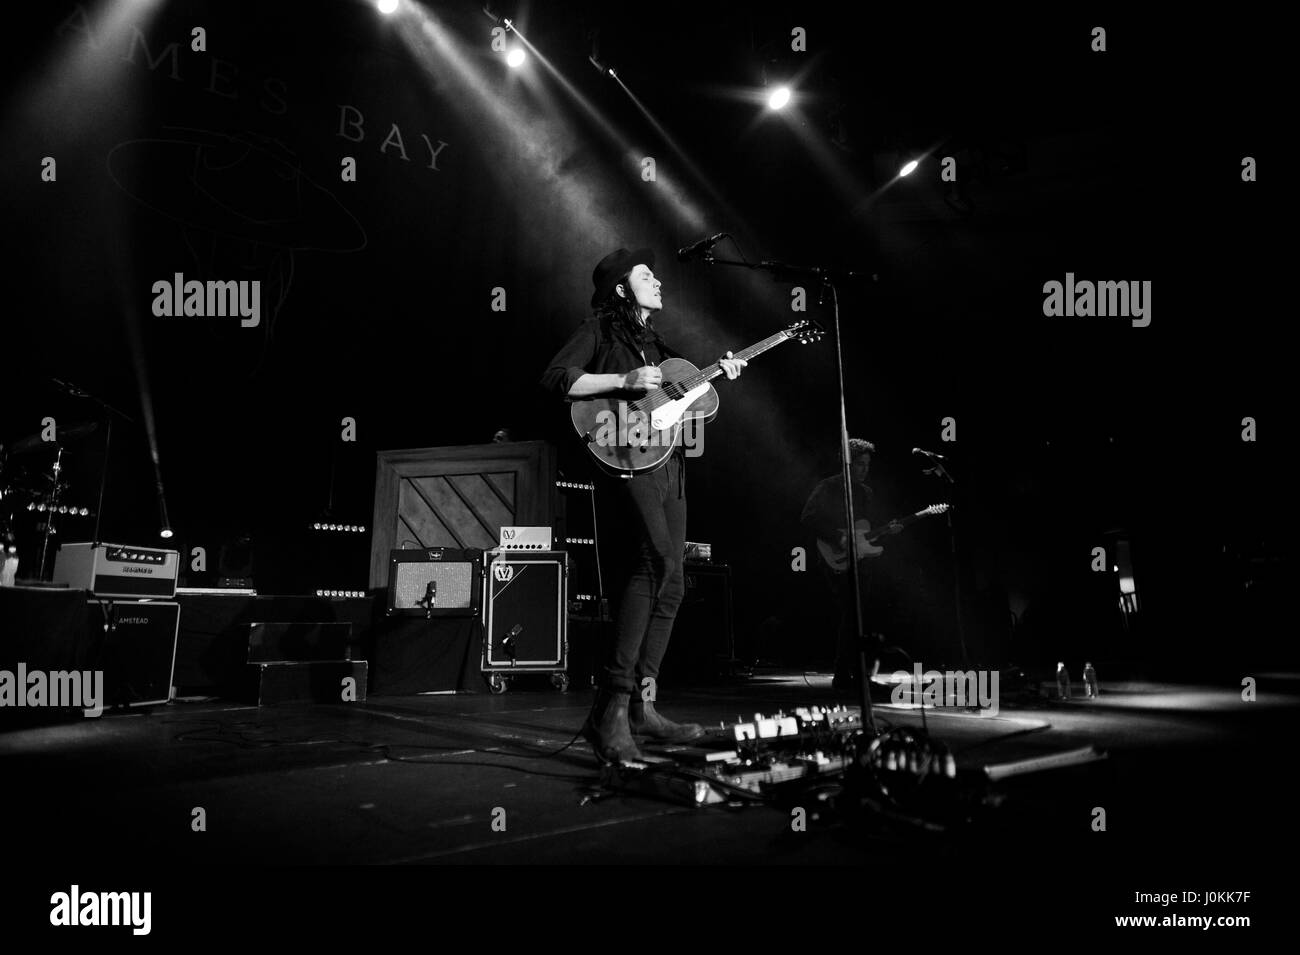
top-left (623, 366), bottom-right (662, 392)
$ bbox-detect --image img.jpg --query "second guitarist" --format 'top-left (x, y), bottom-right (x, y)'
top-left (540, 246), bottom-right (745, 764)
top-left (800, 438), bottom-right (901, 695)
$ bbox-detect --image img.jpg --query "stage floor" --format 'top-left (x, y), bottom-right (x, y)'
top-left (1, 670), bottom-right (1296, 867)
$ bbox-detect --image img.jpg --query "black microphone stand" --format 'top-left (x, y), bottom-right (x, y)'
top-left (86, 396), bottom-right (136, 548)
top-left (921, 456), bottom-right (969, 667)
top-left (699, 251), bottom-right (877, 735)
top-left (50, 379), bottom-right (137, 547)
top-left (826, 281), bottom-right (877, 736)
top-left (38, 381), bottom-right (136, 577)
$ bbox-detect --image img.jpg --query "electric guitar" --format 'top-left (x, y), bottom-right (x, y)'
top-left (816, 503), bottom-right (951, 572)
top-left (569, 319), bottom-right (824, 478)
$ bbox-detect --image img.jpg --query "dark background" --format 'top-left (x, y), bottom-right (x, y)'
top-left (1, 1), bottom-right (1288, 677)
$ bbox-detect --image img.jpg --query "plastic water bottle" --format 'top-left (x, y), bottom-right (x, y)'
top-left (1056, 662), bottom-right (1071, 700)
top-left (1083, 662), bottom-right (1098, 699)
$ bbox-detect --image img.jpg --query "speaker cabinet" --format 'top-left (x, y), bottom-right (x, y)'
top-left (86, 599), bottom-right (180, 708)
top-left (482, 552), bottom-right (567, 671)
top-left (387, 548), bottom-right (483, 616)
top-left (659, 561), bottom-right (734, 684)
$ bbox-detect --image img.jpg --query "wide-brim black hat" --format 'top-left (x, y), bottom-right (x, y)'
top-left (591, 247), bottom-right (655, 308)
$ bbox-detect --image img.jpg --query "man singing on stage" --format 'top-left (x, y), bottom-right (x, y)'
top-left (541, 247), bottom-right (745, 763)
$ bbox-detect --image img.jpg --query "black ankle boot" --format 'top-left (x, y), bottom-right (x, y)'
top-left (581, 690), bottom-right (642, 764)
top-left (628, 699), bottom-right (704, 743)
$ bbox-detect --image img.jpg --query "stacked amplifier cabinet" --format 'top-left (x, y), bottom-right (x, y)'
top-left (554, 478), bottom-right (603, 689)
top-left (554, 479), bottom-right (603, 614)
top-left (481, 550), bottom-right (568, 693)
top-left (52, 543), bottom-right (182, 708)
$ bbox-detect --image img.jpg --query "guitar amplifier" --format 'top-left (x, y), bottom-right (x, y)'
top-left (54, 542), bottom-right (180, 599)
top-left (482, 551), bottom-right (567, 670)
top-left (498, 526), bottom-right (552, 551)
top-left (387, 548), bottom-right (483, 616)
top-left (86, 599), bottom-right (180, 708)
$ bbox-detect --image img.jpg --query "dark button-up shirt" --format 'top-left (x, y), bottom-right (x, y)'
top-left (540, 315), bottom-right (681, 401)
top-left (801, 474), bottom-right (876, 543)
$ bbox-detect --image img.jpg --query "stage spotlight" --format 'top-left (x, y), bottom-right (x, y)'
top-left (899, 159), bottom-right (919, 177)
top-left (506, 47), bottom-right (526, 68)
top-left (158, 493), bottom-right (174, 540)
top-left (768, 86), bottom-right (791, 110)
top-left (377, 0), bottom-right (399, 14)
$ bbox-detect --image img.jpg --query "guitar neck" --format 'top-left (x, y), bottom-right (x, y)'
top-left (863, 510), bottom-right (928, 543)
top-left (679, 330), bottom-right (793, 391)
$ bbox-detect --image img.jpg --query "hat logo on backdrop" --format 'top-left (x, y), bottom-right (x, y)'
top-left (110, 128), bottom-right (367, 343)
top-left (49, 7), bottom-right (456, 348)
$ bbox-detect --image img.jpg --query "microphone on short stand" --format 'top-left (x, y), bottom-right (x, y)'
top-left (676, 232), bottom-right (728, 262)
top-left (912, 447), bottom-right (947, 460)
top-left (502, 624), bottom-right (522, 662)
top-left (421, 580), bottom-right (437, 619)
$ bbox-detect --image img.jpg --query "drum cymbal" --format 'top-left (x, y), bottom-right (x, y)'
top-left (7, 421), bottom-right (99, 455)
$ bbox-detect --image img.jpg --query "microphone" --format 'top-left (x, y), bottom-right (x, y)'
top-left (912, 447), bottom-right (947, 460)
top-left (502, 624), bottom-right (522, 661)
top-left (420, 580), bottom-right (437, 618)
top-left (677, 232), bottom-right (727, 262)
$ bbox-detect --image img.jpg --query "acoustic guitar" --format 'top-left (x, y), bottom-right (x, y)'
top-left (569, 319), bottom-right (824, 478)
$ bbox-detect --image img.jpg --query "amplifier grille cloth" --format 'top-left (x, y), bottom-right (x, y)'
top-left (392, 561), bottom-right (475, 610)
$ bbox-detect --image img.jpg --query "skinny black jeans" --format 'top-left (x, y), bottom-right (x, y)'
top-left (599, 453), bottom-right (687, 695)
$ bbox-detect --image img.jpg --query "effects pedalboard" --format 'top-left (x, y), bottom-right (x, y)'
top-left (601, 705), bottom-right (865, 806)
